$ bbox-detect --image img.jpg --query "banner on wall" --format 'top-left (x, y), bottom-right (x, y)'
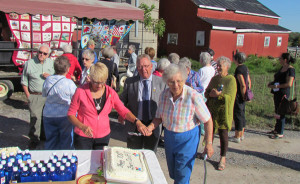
top-left (6, 13), bottom-right (77, 71)
top-left (81, 20), bottom-right (133, 49)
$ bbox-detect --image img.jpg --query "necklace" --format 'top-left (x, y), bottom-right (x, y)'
top-left (94, 97), bottom-right (102, 110)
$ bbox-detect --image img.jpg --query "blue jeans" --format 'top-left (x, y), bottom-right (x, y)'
top-left (43, 116), bottom-right (74, 150)
top-left (164, 126), bottom-right (200, 184)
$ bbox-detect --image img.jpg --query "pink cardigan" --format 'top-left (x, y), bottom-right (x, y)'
top-left (68, 83), bottom-right (130, 138)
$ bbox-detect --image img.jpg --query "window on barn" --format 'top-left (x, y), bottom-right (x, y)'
top-left (236, 34), bottom-right (244, 46)
top-left (277, 37), bottom-right (282, 46)
top-left (167, 33), bottom-right (178, 45)
top-left (264, 36), bottom-right (270, 47)
top-left (196, 31), bottom-right (205, 46)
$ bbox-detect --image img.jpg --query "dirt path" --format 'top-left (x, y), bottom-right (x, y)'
top-left (0, 92), bottom-right (299, 184)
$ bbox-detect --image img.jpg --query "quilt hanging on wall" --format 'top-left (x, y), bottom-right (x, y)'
top-left (6, 13), bottom-right (77, 71)
top-left (81, 19), bottom-right (133, 49)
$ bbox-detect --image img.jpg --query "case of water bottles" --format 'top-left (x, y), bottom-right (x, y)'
top-left (0, 148), bottom-right (78, 184)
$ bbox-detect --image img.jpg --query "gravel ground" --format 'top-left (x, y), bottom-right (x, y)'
top-left (1, 92), bottom-right (300, 183)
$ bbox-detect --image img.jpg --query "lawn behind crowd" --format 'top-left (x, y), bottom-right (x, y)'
top-left (191, 55), bottom-right (300, 130)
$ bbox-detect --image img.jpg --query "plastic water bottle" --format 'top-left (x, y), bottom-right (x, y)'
top-left (0, 155), bottom-right (6, 163)
top-left (55, 162), bottom-right (61, 173)
top-left (58, 166), bottom-right (68, 181)
top-left (217, 84), bottom-right (224, 92)
top-left (43, 160), bottom-right (49, 165)
top-left (22, 150), bottom-right (31, 161)
top-left (8, 153), bottom-right (15, 163)
top-left (30, 167), bottom-right (39, 182)
top-left (46, 163), bottom-right (52, 174)
top-left (67, 155), bottom-right (72, 162)
top-left (10, 158), bottom-right (16, 167)
top-left (15, 151), bottom-right (23, 161)
top-left (70, 158), bottom-right (77, 180)
top-left (71, 153), bottom-right (78, 164)
top-left (62, 153), bottom-right (68, 160)
top-left (15, 159), bottom-right (22, 167)
top-left (19, 163), bottom-right (25, 173)
top-left (20, 166), bottom-right (30, 183)
top-left (37, 163), bottom-right (43, 173)
top-left (61, 158), bottom-right (67, 166)
top-left (5, 162), bottom-right (13, 184)
top-left (52, 159), bottom-right (57, 166)
top-left (65, 162), bottom-right (72, 181)
top-left (11, 166), bottom-right (20, 183)
top-left (52, 153), bottom-right (58, 160)
top-left (40, 167), bottom-right (48, 182)
top-left (26, 159), bottom-right (32, 165)
top-left (49, 167), bottom-right (58, 181)
top-left (0, 164), bottom-right (6, 184)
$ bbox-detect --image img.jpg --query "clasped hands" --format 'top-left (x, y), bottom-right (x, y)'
top-left (118, 116), bottom-right (154, 136)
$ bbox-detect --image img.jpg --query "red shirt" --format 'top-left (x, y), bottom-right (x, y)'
top-left (62, 53), bottom-right (82, 80)
top-left (153, 70), bottom-right (162, 77)
top-left (68, 84), bottom-right (130, 138)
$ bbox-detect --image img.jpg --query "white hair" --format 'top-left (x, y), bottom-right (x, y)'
top-left (216, 56), bottom-right (232, 68)
top-left (162, 64), bottom-right (188, 84)
top-left (62, 44), bottom-right (72, 53)
top-left (38, 44), bottom-right (51, 54)
top-left (128, 45), bottom-right (136, 52)
top-left (157, 58), bottom-right (170, 71)
top-left (200, 52), bottom-right (211, 65)
top-left (178, 57), bottom-right (191, 69)
top-left (82, 49), bottom-right (95, 62)
top-left (168, 53), bottom-right (180, 64)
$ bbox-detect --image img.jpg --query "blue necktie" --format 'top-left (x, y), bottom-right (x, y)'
top-left (142, 80), bottom-right (150, 121)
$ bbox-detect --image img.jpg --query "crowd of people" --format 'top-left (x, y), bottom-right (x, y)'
top-left (20, 42), bottom-right (295, 183)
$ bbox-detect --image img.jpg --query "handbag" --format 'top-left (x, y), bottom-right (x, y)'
top-left (47, 77), bottom-right (65, 96)
top-left (244, 70), bottom-right (254, 102)
top-left (278, 81), bottom-right (300, 116)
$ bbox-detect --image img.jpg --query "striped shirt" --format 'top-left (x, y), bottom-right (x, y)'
top-left (155, 85), bottom-right (211, 132)
top-left (186, 70), bottom-right (204, 93)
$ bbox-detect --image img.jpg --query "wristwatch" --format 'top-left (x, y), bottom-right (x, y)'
top-left (134, 118), bottom-right (139, 125)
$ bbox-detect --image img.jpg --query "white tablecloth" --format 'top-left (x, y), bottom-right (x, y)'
top-left (30, 150), bottom-right (167, 184)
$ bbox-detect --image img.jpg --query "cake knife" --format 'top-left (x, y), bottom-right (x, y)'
top-left (128, 132), bottom-right (142, 136)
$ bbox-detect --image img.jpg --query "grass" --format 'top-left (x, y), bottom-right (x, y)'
top-left (189, 56), bottom-right (300, 130)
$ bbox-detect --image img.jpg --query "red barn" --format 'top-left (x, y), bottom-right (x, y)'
top-left (158, 0), bottom-right (290, 60)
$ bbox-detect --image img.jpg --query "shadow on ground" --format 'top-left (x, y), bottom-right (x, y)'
top-left (0, 115), bottom-right (29, 150)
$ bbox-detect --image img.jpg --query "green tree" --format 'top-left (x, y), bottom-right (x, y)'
top-left (288, 32), bottom-right (300, 46)
top-left (139, 3), bottom-right (166, 38)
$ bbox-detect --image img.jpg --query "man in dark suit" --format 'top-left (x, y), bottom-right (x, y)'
top-left (119, 54), bottom-right (166, 152)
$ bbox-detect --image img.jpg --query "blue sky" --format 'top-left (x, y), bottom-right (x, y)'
top-left (258, 0), bottom-right (300, 32)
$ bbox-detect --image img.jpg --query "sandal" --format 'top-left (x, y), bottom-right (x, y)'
top-left (270, 134), bottom-right (284, 139)
top-left (217, 162), bottom-right (226, 171)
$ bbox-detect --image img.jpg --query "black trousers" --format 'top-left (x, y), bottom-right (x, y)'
top-left (127, 120), bottom-right (161, 153)
top-left (233, 96), bottom-right (246, 131)
top-left (74, 133), bottom-right (110, 150)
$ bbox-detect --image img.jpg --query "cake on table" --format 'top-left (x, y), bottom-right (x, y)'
top-left (104, 147), bottom-right (149, 184)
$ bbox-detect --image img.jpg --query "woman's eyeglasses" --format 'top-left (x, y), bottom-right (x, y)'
top-left (38, 51), bottom-right (48, 56)
top-left (83, 58), bottom-right (90, 61)
top-left (91, 80), bottom-right (105, 85)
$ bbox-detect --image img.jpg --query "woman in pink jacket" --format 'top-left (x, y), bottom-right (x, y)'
top-left (68, 62), bottom-right (150, 150)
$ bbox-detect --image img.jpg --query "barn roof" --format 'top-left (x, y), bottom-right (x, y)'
top-left (193, 0), bottom-right (280, 18)
top-left (201, 17), bottom-right (290, 33)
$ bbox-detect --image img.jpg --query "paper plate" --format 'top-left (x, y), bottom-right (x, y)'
top-left (77, 174), bottom-right (106, 184)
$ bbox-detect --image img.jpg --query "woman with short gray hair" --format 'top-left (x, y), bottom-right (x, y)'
top-left (42, 56), bottom-right (77, 150)
top-left (80, 49), bottom-right (95, 85)
top-left (205, 56), bottom-right (237, 171)
top-left (198, 52), bottom-right (216, 94)
top-left (178, 57), bottom-right (204, 94)
top-left (153, 58), bottom-right (170, 77)
top-left (146, 64), bottom-right (214, 184)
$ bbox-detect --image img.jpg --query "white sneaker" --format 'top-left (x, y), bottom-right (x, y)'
top-left (241, 136), bottom-right (245, 141)
top-left (232, 137), bottom-right (241, 143)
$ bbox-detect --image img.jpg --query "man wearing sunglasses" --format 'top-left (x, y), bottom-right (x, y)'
top-left (21, 44), bottom-right (55, 150)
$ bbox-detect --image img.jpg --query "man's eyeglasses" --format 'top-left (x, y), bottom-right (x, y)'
top-left (82, 58), bottom-right (90, 61)
top-left (38, 51), bottom-right (48, 56)
top-left (137, 65), bottom-right (151, 69)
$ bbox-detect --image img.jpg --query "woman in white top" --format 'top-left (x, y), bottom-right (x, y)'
top-left (198, 52), bottom-right (215, 94)
top-left (80, 49), bottom-right (95, 85)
